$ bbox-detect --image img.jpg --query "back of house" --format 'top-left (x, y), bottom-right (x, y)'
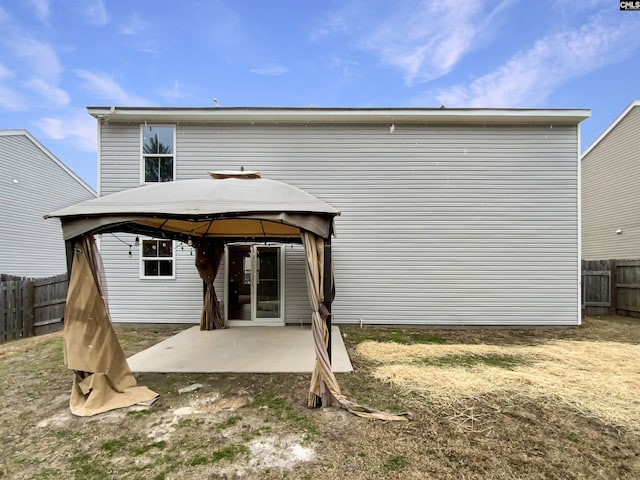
top-left (92, 106), bottom-right (588, 327)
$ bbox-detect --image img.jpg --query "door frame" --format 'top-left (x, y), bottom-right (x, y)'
top-left (224, 243), bottom-right (285, 326)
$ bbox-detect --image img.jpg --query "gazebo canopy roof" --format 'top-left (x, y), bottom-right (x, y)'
top-left (46, 172), bottom-right (340, 241)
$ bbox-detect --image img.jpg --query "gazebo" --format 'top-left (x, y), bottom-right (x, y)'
top-left (47, 171), bottom-right (408, 420)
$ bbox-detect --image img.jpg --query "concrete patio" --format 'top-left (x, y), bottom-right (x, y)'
top-left (126, 325), bottom-right (353, 373)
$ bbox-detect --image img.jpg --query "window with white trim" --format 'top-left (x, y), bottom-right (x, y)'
top-left (140, 238), bottom-right (175, 278)
top-left (142, 125), bottom-right (175, 183)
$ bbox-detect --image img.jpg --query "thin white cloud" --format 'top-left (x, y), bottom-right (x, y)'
top-left (328, 56), bottom-right (359, 77)
top-left (120, 13), bottom-right (148, 35)
top-left (11, 36), bottom-right (62, 80)
top-left (0, 85), bottom-right (27, 111)
top-left (24, 77), bottom-right (70, 107)
top-left (158, 80), bottom-right (188, 102)
top-left (79, 0), bottom-right (108, 26)
top-left (308, 13), bottom-right (351, 42)
top-left (75, 69), bottom-right (148, 105)
top-left (27, 0), bottom-right (50, 24)
top-left (360, 0), bottom-right (511, 85)
top-left (0, 63), bottom-right (13, 79)
top-left (250, 65), bottom-right (289, 76)
top-left (38, 112), bottom-right (97, 152)
top-left (436, 12), bottom-right (640, 107)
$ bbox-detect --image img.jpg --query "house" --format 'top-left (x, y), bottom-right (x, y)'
top-left (0, 130), bottom-right (96, 277)
top-left (581, 100), bottom-right (640, 260)
top-left (90, 106), bottom-right (589, 327)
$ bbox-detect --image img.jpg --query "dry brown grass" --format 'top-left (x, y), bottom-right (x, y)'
top-left (2, 316), bottom-right (639, 479)
top-left (356, 339), bottom-right (640, 433)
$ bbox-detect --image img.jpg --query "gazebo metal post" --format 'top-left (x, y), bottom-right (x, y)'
top-left (323, 239), bottom-right (332, 364)
top-left (64, 238), bottom-right (75, 285)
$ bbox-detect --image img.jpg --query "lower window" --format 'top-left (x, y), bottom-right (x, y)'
top-left (141, 238), bottom-right (174, 278)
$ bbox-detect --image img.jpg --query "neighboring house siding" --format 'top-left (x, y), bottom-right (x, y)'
top-left (100, 122), bottom-right (579, 326)
top-left (0, 132), bottom-right (95, 277)
top-left (582, 106), bottom-right (640, 260)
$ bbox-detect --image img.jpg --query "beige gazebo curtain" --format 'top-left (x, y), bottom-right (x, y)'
top-left (303, 232), bottom-right (332, 407)
top-left (63, 234), bottom-right (158, 416)
top-left (195, 242), bottom-right (225, 330)
top-left (301, 231), bottom-right (411, 421)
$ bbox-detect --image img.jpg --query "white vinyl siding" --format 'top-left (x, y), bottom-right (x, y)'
top-left (100, 121), bottom-right (579, 326)
top-left (0, 132), bottom-right (95, 277)
top-left (100, 234), bottom-right (202, 324)
top-left (284, 244), bottom-right (312, 325)
top-left (581, 106), bottom-right (640, 260)
top-left (99, 124), bottom-right (140, 195)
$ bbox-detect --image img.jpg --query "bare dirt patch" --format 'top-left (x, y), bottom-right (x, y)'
top-left (0, 316), bottom-right (639, 479)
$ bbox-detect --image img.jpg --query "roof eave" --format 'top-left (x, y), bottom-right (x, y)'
top-left (580, 100), bottom-right (640, 159)
top-left (87, 106), bottom-right (591, 126)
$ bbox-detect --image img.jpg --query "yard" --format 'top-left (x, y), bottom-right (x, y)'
top-left (0, 316), bottom-right (638, 479)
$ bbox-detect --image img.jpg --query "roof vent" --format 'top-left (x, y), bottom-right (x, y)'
top-left (208, 170), bottom-right (261, 179)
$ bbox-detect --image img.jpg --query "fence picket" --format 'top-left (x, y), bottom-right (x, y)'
top-left (0, 274), bottom-right (68, 343)
top-left (582, 259), bottom-right (640, 319)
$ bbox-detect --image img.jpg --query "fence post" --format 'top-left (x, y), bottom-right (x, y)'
top-left (23, 281), bottom-right (35, 337)
top-left (610, 259), bottom-right (617, 315)
top-left (0, 280), bottom-right (6, 341)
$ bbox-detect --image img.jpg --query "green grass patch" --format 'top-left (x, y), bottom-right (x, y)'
top-left (30, 467), bottom-right (62, 479)
top-left (566, 433), bottom-right (579, 443)
top-left (186, 444), bottom-right (249, 467)
top-left (69, 453), bottom-right (110, 480)
top-left (177, 417), bottom-right (205, 428)
top-left (211, 444), bottom-right (249, 463)
top-left (383, 455), bottom-right (408, 472)
top-left (243, 391), bottom-right (319, 440)
top-left (343, 327), bottom-right (447, 346)
top-left (186, 454), bottom-right (210, 467)
top-left (418, 353), bottom-right (530, 370)
top-left (126, 408), bottom-right (155, 418)
top-left (217, 415), bottom-right (242, 430)
top-left (13, 454), bottom-right (43, 466)
top-left (42, 339), bottom-right (64, 353)
top-left (409, 333), bottom-right (447, 344)
top-left (53, 428), bottom-right (84, 441)
top-left (130, 440), bottom-right (167, 456)
top-left (100, 437), bottom-right (129, 455)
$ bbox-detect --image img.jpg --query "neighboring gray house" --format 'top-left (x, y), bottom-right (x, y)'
top-left (90, 106), bottom-right (589, 327)
top-left (0, 130), bottom-right (96, 277)
top-left (581, 100), bottom-right (640, 260)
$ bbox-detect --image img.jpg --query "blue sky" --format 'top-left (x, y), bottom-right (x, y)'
top-left (1, 0), bottom-right (639, 189)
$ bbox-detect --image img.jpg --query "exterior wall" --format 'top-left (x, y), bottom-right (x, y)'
top-left (100, 234), bottom-right (203, 324)
top-left (99, 124), bottom-right (140, 195)
top-left (99, 121), bottom-right (580, 326)
top-left (0, 132), bottom-right (96, 277)
top-left (582, 106), bottom-right (640, 260)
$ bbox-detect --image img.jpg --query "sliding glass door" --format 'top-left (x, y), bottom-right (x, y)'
top-left (225, 244), bottom-right (284, 326)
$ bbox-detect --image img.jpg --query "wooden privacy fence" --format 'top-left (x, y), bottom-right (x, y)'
top-left (582, 260), bottom-right (640, 318)
top-left (0, 273), bottom-right (68, 343)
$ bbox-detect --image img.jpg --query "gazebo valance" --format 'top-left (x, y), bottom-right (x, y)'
top-left (46, 172), bottom-right (339, 241)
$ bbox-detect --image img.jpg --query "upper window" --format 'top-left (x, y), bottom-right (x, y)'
top-left (140, 238), bottom-right (175, 278)
top-left (142, 126), bottom-right (174, 183)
